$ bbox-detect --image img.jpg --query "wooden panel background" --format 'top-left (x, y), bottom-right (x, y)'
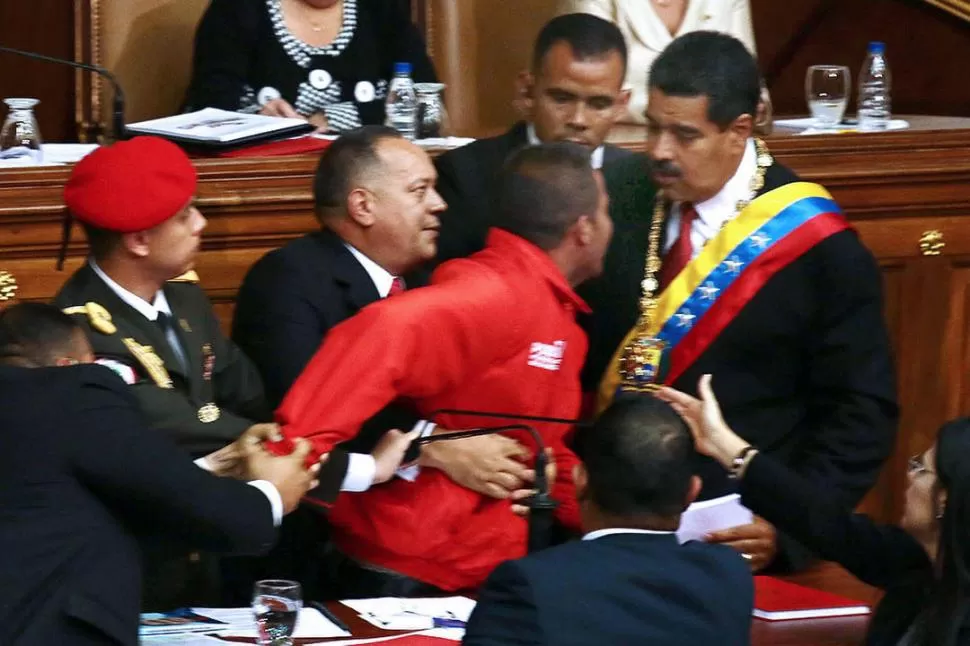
top-left (3, 0), bottom-right (968, 142)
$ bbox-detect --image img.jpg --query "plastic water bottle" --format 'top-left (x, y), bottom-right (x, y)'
top-left (857, 41), bottom-right (892, 132)
top-left (385, 62), bottom-right (417, 140)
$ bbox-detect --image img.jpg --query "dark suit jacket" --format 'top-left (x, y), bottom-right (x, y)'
top-left (738, 452), bottom-right (970, 646)
top-left (579, 153), bottom-right (899, 570)
top-left (463, 532), bottom-right (752, 646)
top-left (0, 364), bottom-right (276, 646)
top-left (432, 122), bottom-right (633, 265)
top-left (55, 264), bottom-right (270, 457)
top-left (232, 229), bottom-right (419, 459)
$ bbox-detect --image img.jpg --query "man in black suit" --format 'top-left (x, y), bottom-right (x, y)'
top-left (584, 32), bottom-right (898, 573)
top-left (0, 303), bottom-right (318, 646)
top-left (53, 135), bottom-right (282, 609)
top-left (463, 396), bottom-right (752, 646)
top-left (432, 13), bottom-right (633, 264)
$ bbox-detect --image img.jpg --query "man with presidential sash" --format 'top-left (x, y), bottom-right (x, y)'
top-left (580, 32), bottom-right (898, 573)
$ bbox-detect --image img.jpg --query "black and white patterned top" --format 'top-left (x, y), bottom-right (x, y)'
top-left (186, 0), bottom-right (436, 132)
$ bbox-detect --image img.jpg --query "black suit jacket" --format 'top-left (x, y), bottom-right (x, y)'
top-left (738, 452), bottom-right (970, 646)
top-left (580, 153), bottom-right (899, 570)
top-left (55, 264), bottom-right (270, 457)
top-left (232, 229), bottom-right (419, 495)
top-left (0, 364), bottom-right (276, 646)
top-left (463, 532), bottom-right (752, 646)
top-left (432, 122), bottom-right (633, 265)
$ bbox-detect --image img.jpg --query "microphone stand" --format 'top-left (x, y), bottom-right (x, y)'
top-left (423, 410), bottom-right (587, 553)
top-left (0, 44), bottom-right (127, 141)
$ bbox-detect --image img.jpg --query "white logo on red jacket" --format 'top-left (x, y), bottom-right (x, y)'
top-left (528, 340), bottom-right (566, 371)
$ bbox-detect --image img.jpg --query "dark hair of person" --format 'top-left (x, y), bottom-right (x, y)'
top-left (0, 302), bottom-right (83, 367)
top-left (312, 125), bottom-right (404, 220)
top-left (648, 31), bottom-right (761, 129)
top-left (573, 395), bottom-right (694, 518)
top-left (80, 221), bottom-right (123, 261)
top-left (492, 142), bottom-right (598, 251)
top-left (867, 418), bottom-right (970, 646)
top-left (533, 13), bottom-right (628, 77)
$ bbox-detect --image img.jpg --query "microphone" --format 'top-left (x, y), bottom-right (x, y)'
top-left (423, 409), bottom-right (586, 553)
top-left (0, 44), bottom-right (127, 141)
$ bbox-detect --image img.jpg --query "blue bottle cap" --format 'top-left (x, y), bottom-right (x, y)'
top-left (393, 62), bottom-right (413, 75)
top-left (868, 41), bottom-right (886, 54)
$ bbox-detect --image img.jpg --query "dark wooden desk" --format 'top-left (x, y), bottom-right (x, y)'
top-left (217, 561), bottom-right (878, 646)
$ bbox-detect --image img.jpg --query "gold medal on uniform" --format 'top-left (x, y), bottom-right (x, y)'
top-left (618, 334), bottom-right (667, 393)
top-left (197, 402), bottom-right (221, 424)
top-left (197, 344), bottom-right (220, 423)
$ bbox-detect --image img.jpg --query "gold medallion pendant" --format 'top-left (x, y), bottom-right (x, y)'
top-left (197, 403), bottom-right (221, 424)
top-left (619, 335), bottom-right (667, 393)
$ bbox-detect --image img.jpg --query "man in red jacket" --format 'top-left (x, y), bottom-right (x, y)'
top-left (275, 142), bottom-right (613, 596)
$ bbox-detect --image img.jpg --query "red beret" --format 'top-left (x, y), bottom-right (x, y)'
top-left (64, 136), bottom-right (197, 233)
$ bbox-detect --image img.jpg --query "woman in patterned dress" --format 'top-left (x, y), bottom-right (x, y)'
top-left (186, 0), bottom-right (436, 132)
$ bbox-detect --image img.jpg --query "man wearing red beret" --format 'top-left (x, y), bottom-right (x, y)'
top-left (53, 136), bottom-right (274, 609)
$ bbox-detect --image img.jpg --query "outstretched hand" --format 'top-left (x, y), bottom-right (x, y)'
top-left (655, 374), bottom-right (747, 467)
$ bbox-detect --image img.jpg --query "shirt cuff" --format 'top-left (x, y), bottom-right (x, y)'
top-left (247, 480), bottom-right (283, 527)
top-left (396, 420), bottom-right (436, 482)
top-left (341, 453), bottom-right (377, 492)
top-left (194, 456), bottom-right (213, 472)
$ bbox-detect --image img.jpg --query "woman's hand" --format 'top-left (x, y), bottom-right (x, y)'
top-left (656, 374), bottom-right (748, 468)
top-left (260, 98), bottom-right (302, 119)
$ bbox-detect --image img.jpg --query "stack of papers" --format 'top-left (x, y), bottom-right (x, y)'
top-left (195, 606), bottom-right (351, 639)
top-left (774, 117), bottom-right (910, 135)
top-left (342, 597), bottom-right (476, 631)
top-left (307, 628), bottom-right (464, 645)
top-left (126, 108), bottom-right (312, 144)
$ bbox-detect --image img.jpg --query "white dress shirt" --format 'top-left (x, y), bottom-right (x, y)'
top-left (583, 527), bottom-right (676, 541)
top-left (91, 261), bottom-right (284, 525)
top-left (527, 123), bottom-right (606, 170)
top-left (340, 244), bottom-right (436, 491)
top-left (663, 139), bottom-right (758, 258)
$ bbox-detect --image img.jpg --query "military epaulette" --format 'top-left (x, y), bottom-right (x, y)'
top-left (168, 270), bottom-right (200, 284)
top-left (62, 301), bottom-right (116, 335)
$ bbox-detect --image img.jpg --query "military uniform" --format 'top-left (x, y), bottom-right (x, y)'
top-left (55, 264), bottom-right (270, 458)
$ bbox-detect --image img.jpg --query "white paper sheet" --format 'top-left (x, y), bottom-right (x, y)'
top-left (341, 596), bottom-right (476, 631)
top-left (193, 606), bottom-right (351, 639)
top-left (676, 493), bottom-right (754, 543)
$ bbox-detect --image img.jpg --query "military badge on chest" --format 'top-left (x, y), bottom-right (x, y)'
top-left (198, 343), bottom-right (221, 424)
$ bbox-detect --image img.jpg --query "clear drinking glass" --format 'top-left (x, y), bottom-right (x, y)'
top-left (252, 579), bottom-right (302, 646)
top-left (805, 66), bottom-right (850, 129)
top-left (0, 98), bottom-right (43, 163)
top-left (414, 82), bottom-right (449, 139)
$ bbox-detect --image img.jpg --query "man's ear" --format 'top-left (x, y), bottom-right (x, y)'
top-left (346, 187), bottom-right (377, 227)
top-left (729, 113), bottom-right (754, 150)
top-left (122, 231), bottom-right (151, 259)
top-left (573, 214), bottom-right (595, 246)
top-left (514, 70), bottom-right (537, 118)
top-left (614, 88), bottom-right (632, 121)
top-left (684, 475), bottom-right (702, 508)
top-left (573, 463), bottom-right (589, 501)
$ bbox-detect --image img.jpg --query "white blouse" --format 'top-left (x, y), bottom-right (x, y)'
top-left (559, 0), bottom-right (758, 123)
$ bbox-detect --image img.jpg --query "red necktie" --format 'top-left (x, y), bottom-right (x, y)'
top-left (658, 202), bottom-right (698, 290)
top-left (388, 277), bottom-right (406, 297)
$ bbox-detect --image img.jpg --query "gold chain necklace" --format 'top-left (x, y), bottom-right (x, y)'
top-left (617, 138), bottom-right (773, 392)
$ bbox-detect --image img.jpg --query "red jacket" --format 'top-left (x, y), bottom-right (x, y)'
top-left (275, 229), bottom-right (590, 591)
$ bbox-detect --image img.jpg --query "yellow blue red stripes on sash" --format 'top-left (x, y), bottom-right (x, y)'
top-left (597, 182), bottom-right (845, 412)
top-left (651, 182), bottom-right (839, 342)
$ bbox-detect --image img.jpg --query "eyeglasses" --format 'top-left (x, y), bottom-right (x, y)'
top-left (907, 454), bottom-right (936, 477)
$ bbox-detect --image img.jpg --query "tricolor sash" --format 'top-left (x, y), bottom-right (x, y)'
top-left (597, 181), bottom-right (851, 412)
